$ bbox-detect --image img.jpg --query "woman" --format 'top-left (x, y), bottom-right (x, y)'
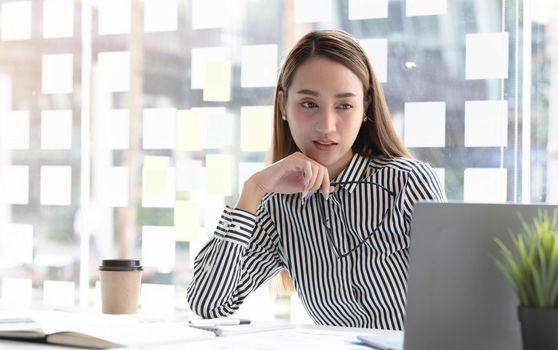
top-left (187, 29), bottom-right (446, 330)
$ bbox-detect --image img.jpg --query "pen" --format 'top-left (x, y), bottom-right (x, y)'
top-left (189, 318), bottom-right (251, 327)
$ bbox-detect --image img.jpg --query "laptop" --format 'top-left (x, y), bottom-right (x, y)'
top-left (358, 202), bottom-right (558, 350)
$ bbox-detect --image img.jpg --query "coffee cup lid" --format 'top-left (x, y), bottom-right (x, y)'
top-left (99, 259), bottom-right (143, 271)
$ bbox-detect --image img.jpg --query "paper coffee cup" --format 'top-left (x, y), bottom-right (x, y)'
top-left (99, 259), bottom-right (143, 314)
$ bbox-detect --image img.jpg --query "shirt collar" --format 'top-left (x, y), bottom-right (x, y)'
top-left (332, 153), bottom-right (371, 193)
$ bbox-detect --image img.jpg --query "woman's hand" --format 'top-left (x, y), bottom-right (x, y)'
top-left (236, 152), bottom-right (334, 213)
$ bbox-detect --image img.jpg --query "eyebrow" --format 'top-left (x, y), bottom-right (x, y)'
top-left (296, 89), bottom-right (357, 98)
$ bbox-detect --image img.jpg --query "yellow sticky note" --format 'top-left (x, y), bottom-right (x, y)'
top-left (176, 109), bottom-right (202, 151)
top-left (206, 154), bottom-right (233, 196)
top-left (240, 106), bottom-right (273, 152)
top-left (142, 156), bottom-right (169, 197)
top-left (174, 200), bottom-right (201, 242)
top-left (203, 60), bottom-right (231, 102)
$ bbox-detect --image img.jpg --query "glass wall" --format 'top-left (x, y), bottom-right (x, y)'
top-left (0, 0), bottom-right (556, 320)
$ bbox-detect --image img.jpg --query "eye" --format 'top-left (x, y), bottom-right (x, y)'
top-left (301, 101), bottom-right (318, 109)
top-left (337, 103), bottom-right (353, 110)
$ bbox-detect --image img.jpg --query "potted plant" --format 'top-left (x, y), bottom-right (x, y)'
top-left (493, 209), bottom-right (558, 349)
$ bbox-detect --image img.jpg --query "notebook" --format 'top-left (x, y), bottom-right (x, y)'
top-left (358, 202), bottom-right (558, 350)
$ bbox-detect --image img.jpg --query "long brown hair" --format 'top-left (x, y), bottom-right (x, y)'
top-left (270, 29), bottom-right (412, 296)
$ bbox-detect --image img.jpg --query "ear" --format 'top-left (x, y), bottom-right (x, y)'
top-left (278, 90), bottom-right (287, 117)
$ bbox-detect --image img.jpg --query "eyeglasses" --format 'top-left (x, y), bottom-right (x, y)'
top-left (318, 178), bottom-right (396, 259)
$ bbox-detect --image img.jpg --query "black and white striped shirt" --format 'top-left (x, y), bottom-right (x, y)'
top-left (187, 154), bottom-right (446, 330)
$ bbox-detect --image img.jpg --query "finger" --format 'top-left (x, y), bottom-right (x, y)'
top-left (306, 164), bottom-right (320, 193)
top-left (321, 167), bottom-right (330, 195)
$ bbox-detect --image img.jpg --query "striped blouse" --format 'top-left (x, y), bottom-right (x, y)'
top-left (187, 154), bottom-right (447, 330)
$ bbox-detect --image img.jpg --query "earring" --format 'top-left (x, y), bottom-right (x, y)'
top-left (282, 115), bottom-right (287, 121)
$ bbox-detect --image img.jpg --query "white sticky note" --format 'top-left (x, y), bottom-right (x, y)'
top-left (142, 161), bottom-right (175, 208)
top-left (466, 32), bottom-right (509, 80)
top-left (359, 38), bottom-right (388, 83)
top-left (192, 0), bottom-right (230, 29)
top-left (175, 200), bottom-right (201, 242)
top-left (433, 168), bottom-right (445, 190)
top-left (140, 283), bottom-right (175, 314)
top-left (191, 47), bottom-right (228, 90)
top-left (238, 162), bottom-right (266, 192)
top-left (41, 110), bottom-right (73, 150)
top-left (195, 107), bottom-right (234, 149)
top-left (142, 156), bottom-right (169, 197)
top-left (143, 108), bottom-right (176, 149)
top-left (200, 194), bottom-right (225, 230)
top-left (0, 224), bottom-right (33, 267)
top-left (43, 0), bottom-right (74, 38)
top-left (43, 280), bottom-right (75, 307)
top-left (1, 278), bottom-right (32, 309)
top-left (0, 165), bottom-right (29, 205)
top-left (141, 226), bottom-right (176, 271)
top-left (406, 0), bottom-right (447, 16)
top-left (176, 159), bottom-right (202, 192)
top-left (464, 168), bottom-right (507, 203)
top-left (404, 102), bottom-right (445, 147)
top-left (97, 51), bottom-right (130, 92)
top-left (206, 154), bottom-right (234, 196)
top-left (144, 0), bottom-right (177, 32)
top-left (294, 0), bottom-right (332, 23)
top-left (102, 109), bottom-right (129, 149)
top-left (349, 0), bottom-right (388, 20)
top-left (1, 1), bottom-right (31, 40)
top-left (240, 106), bottom-right (273, 152)
top-left (465, 100), bottom-right (508, 147)
top-left (99, 167), bottom-right (128, 207)
top-left (176, 110), bottom-right (202, 151)
top-left (1, 110), bottom-right (30, 149)
top-left (42, 54), bottom-right (73, 94)
top-left (241, 45), bottom-right (278, 88)
top-left (40, 166), bottom-right (72, 206)
top-left (203, 60), bottom-right (231, 102)
top-left (98, 0), bottom-right (130, 35)
top-left (237, 283), bottom-right (275, 321)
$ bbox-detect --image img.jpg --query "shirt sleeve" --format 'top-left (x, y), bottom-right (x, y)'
top-left (186, 204), bottom-right (284, 318)
top-left (402, 161), bottom-right (447, 224)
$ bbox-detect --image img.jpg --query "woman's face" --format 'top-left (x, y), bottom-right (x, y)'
top-left (280, 56), bottom-right (365, 178)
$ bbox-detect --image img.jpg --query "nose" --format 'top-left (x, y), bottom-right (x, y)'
top-left (315, 108), bottom-right (336, 134)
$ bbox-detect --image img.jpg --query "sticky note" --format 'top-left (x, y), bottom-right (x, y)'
top-left (349, 0), bottom-right (388, 20)
top-left (1, 111), bottom-right (29, 149)
top-left (43, 0), bottom-right (74, 38)
top-left (174, 200), bottom-right (201, 242)
top-left (102, 109), bottom-right (129, 150)
top-left (240, 106), bottom-right (273, 152)
top-left (206, 154), bottom-right (234, 196)
top-left (195, 107), bottom-right (234, 149)
top-left (404, 102), bottom-right (445, 147)
top-left (466, 32), bottom-right (509, 80)
top-left (359, 38), bottom-right (388, 83)
top-left (1, 1), bottom-right (31, 40)
top-left (1, 278), bottom-right (32, 309)
top-left (200, 193), bottom-right (225, 230)
top-left (465, 100), bottom-right (508, 147)
top-left (464, 168), bottom-right (507, 203)
top-left (142, 167), bottom-right (175, 208)
top-left (294, 0), bottom-right (332, 23)
top-left (43, 280), bottom-right (75, 307)
top-left (176, 159), bottom-right (202, 192)
top-left (192, 0), bottom-right (230, 29)
top-left (144, 0), bottom-right (177, 32)
top-left (0, 166), bottom-right (29, 205)
top-left (241, 45), bottom-right (278, 88)
top-left (191, 47), bottom-right (228, 89)
top-left (42, 54), bottom-right (73, 94)
top-left (143, 108), bottom-right (176, 149)
top-left (98, 51), bottom-right (130, 92)
top-left (140, 283), bottom-right (175, 314)
top-left (142, 156), bottom-right (169, 197)
top-left (99, 167), bottom-right (128, 207)
top-left (406, 0), bottom-right (447, 16)
top-left (97, 0), bottom-right (130, 35)
top-left (203, 60), bottom-right (232, 102)
top-left (40, 166), bottom-right (72, 205)
top-left (41, 110), bottom-right (73, 150)
top-left (0, 224), bottom-right (33, 266)
top-left (176, 109), bottom-right (202, 151)
top-left (141, 226), bottom-right (176, 271)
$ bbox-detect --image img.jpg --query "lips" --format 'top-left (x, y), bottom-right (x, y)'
top-left (313, 140), bottom-right (338, 151)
